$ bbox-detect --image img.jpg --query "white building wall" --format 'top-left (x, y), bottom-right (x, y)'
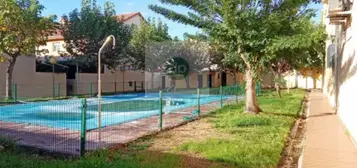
top-left (124, 15), bottom-right (143, 26)
top-left (323, 1), bottom-right (357, 142)
top-left (37, 40), bottom-right (66, 57)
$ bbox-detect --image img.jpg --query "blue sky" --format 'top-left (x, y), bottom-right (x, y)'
top-left (39, 0), bottom-right (322, 39)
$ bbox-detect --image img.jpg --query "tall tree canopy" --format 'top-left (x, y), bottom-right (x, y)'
top-left (268, 19), bottom-right (327, 91)
top-left (129, 17), bottom-right (172, 71)
top-left (266, 17), bottom-right (327, 97)
top-left (149, 0), bottom-right (319, 113)
top-left (129, 17), bottom-right (173, 89)
top-left (61, 0), bottom-right (132, 70)
top-left (0, 0), bottom-right (56, 99)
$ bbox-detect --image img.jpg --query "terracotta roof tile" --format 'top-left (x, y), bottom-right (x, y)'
top-left (116, 12), bottom-right (141, 21)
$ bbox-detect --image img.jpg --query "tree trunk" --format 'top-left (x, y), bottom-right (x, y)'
top-left (245, 69), bottom-right (262, 114)
top-left (275, 82), bottom-right (282, 98)
top-left (230, 71), bottom-right (237, 85)
top-left (6, 57), bottom-right (16, 99)
top-left (275, 74), bottom-right (282, 98)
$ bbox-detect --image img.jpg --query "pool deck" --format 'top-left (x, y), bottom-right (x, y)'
top-left (0, 98), bottom-right (235, 155)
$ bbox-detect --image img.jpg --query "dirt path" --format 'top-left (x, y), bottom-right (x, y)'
top-left (119, 117), bottom-right (234, 168)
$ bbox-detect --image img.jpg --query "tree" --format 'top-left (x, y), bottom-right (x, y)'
top-left (0, 0), bottom-right (56, 99)
top-left (149, 0), bottom-right (316, 114)
top-left (268, 19), bottom-right (327, 91)
top-left (130, 17), bottom-right (172, 89)
top-left (270, 59), bottom-right (291, 98)
top-left (130, 17), bottom-right (172, 69)
top-left (61, 0), bottom-right (132, 70)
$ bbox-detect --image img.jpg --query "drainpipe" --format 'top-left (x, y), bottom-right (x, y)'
top-left (333, 26), bottom-right (340, 113)
top-left (334, 48), bottom-right (338, 113)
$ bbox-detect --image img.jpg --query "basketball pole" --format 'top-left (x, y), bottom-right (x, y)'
top-left (98, 35), bottom-right (116, 141)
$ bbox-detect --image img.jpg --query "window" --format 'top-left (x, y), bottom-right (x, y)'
top-left (327, 44), bottom-right (336, 68)
top-left (127, 65), bottom-right (132, 70)
top-left (52, 42), bottom-right (61, 52)
top-left (120, 65), bottom-right (125, 71)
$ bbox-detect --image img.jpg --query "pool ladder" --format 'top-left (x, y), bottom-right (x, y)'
top-left (166, 84), bottom-right (175, 92)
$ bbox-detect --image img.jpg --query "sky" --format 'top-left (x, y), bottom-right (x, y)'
top-left (38, 0), bottom-right (322, 39)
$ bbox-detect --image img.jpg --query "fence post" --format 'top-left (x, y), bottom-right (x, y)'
top-left (197, 88), bottom-right (200, 116)
top-left (80, 98), bottom-right (87, 157)
top-left (134, 81), bottom-right (137, 92)
top-left (159, 91), bottom-right (163, 130)
top-left (256, 82), bottom-right (261, 96)
top-left (220, 86), bottom-right (223, 108)
top-left (259, 82), bottom-right (261, 95)
top-left (13, 83), bottom-right (17, 102)
top-left (114, 81), bottom-right (117, 93)
top-left (57, 83), bottom-right (61, 98)
top-left (90, 83), bottom-right (93, 97)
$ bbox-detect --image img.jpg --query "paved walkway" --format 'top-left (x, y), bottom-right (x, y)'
top-left (302, 90), bottom-right (357, 168)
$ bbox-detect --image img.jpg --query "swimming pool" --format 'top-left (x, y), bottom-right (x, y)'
top-left (0, 93), bottom-right (233, 130)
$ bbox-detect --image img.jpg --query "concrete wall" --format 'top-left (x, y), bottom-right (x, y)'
top-left (260, 70), bottom-right (321, 89)
top-left (0, 56), bottom-right (67, 98)
top-left (73, 67), bottom-right (145, 95)
top-left (175, 72), bottom-right (209, 89)
top-left (322, 2), bottom-right (357, 142)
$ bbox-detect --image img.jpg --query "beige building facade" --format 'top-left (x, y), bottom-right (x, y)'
top-left (0, 56), bottom-right (67, 98)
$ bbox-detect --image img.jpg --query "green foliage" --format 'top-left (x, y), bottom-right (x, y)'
top-left (0, 136), bottom-right (16, 150)
top-left (0, 0), bottom-right (56, 57)
top-left (149, 0), bottom-right (317, 79)
top-left (268, 19), bottom-right (327, 70)
top-left (129, 17), bottom-right (172, 71)
top-left (61, 0), bottom-right (132, 70)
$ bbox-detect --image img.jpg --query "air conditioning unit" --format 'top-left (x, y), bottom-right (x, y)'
top-left (329, 0), bottom-right (344, 12)
top-left (328, 0), bottom-right (352, 24)
top-left (329, 0), bottom-right (353, 12)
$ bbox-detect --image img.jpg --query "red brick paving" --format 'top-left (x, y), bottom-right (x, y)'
top-left (302, 90), bottom-right (357, 168)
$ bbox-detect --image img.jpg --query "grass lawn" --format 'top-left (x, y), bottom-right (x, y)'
top-left (178, 89), bottom-right (305, 167)
top-left (0, 89), bottom-right (305, 168)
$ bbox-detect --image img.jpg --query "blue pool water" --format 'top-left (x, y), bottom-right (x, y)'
top-left (0, 93), bottom-right (232, 130)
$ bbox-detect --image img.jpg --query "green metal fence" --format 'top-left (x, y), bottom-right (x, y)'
top-left (0, 83), bottom-right (262, 157)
